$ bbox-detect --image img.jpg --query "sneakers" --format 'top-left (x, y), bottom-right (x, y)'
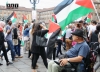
top-left (18, 56), bottom-right (23, 58)
top-left (15, 56), bottom-right (19, 58)
top-left (15, 56), bottom-right (23, 58)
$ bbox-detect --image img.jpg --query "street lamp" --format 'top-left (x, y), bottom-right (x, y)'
top-left (30, 0), bottom-right (40, 10)
top-left (30, 0), bottom-right (40, 21)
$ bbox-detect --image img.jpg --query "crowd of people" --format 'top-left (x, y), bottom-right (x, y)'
top-left (0, 19), bottom-right (100, 72)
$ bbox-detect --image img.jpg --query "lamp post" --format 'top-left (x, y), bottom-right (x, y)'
top-left (30, 0), bottom-right (39, 10)
top-left (30, 0), bottom-right (40, 21)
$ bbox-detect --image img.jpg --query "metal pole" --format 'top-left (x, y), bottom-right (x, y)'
top-left (30, 0), bottom-right (39, 20)
top-left (91, 0), bottom-right (100, 22)
top-left (33, 0), bottom-right (35, 10)
top-left (30, 0), bottom-right (39, 10)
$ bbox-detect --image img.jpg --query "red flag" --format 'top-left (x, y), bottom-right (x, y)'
top-left (76, 0), bottom-right (94, 9)
top-left (88, 13), bottom-right (92, 19)
top-left (48, 20), bottom-right (60, 33)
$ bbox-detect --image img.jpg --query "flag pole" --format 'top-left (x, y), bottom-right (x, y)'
top-left (91, 0), bottom-right (100, 22)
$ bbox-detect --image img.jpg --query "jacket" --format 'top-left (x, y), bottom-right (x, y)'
top-left (31, 30), bottom-right (48, 54)
top-left (23, 28), bottom-right (31, 37)
top-left (0, 31), bottom-right (5, 50)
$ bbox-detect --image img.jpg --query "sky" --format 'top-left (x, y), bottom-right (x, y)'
top-left (0, 0), bottom-right (63, 9)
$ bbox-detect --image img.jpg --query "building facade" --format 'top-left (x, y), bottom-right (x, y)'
top-left (0, 5), bottom-right (32, 23)
top-left (36, 7), bottom-right (54, 24)
top-left (92, 0), bottom-right (100, 21)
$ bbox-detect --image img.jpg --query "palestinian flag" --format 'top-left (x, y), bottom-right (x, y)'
top-left (54, 0), bottom-right (94, 30)
top-left (46, 20), bottom-right (61, 59)
top-left (52, 14), bottom-right (66, 38)
top-left (23, 15), bottom-right (28, 24)
top-left (7, 11), bottom-right (17, 23)
top-left (46, 20), bottom-right (60, 38)
top-left (47, 28), bottom-right (61, 59)
top-left (52, 14), bottom-right (57, 23)
top-left (84, 13), bottom-right (92, 23)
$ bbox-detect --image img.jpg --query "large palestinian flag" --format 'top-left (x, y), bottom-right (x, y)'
top-left (54, 0), bottom-right (94, 30)
top-left (7, 11), bottom-right (17, 23)
top-left (23, 15), bottom-right (28, 24)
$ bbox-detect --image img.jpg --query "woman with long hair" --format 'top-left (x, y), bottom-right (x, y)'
top-left (23, 24), bottom-right (30, 54)
top-left (28, 24), bottom-right (35, 58)
top-left (0, 21), bottom-right (12, 66)
top-left (31, 23), bottom-right (48, 72)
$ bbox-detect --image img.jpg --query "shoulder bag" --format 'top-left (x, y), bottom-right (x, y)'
top-left (36, 31), bottom-right (47, 47)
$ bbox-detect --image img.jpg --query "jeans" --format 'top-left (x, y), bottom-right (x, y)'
top-left (14, 43), bottom-right (21, 56)
top-left (2, 40), bottom-right (15, 60)
top-left (56, 42), bottom-right (62, 56)
top-left (24, 40), bottom-right (28, 53)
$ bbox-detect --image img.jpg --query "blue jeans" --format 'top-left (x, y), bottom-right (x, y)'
top-left (2, 40), bottom-right (15, 60)
top-left (56, 42), bottom-right (62, 56)
top-left (14, 43), bottom-right (21, 56)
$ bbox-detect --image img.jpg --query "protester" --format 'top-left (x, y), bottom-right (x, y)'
top-left (1, 19), bottom-right (16, 61)
top-left (13, 23), bottom-right (23, 58)
top-left (0, 21), bottom-right (12, 66)
top-left (65, 25), bottom-right (73, 50)
top-left (56, 33), bottom-right (63, 57)
top-left (48, 29), bottom-right (90, 72)
top-left (29, 24), bottom-right (35, 58)
top-left (23, 24), bottom-right (30, 54)
top-left (18, 21), bottom-right (23, 37)
top-left (31, 23), bottom-right (48, 72)
top-left (88, 20), bottom-right (97, 40)
top-left (90, 24), bottom-right (100, 42)
top-left (30, 20), bottom-right (35, 28)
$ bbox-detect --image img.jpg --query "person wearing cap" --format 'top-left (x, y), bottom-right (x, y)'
top-left (48, 29), bottom-right (90, 72)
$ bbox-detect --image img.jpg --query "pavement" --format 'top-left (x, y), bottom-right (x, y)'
top-left (0, 47), bottom-right (100, 72)
top-left (0, 47), bottom-right (47, 72)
